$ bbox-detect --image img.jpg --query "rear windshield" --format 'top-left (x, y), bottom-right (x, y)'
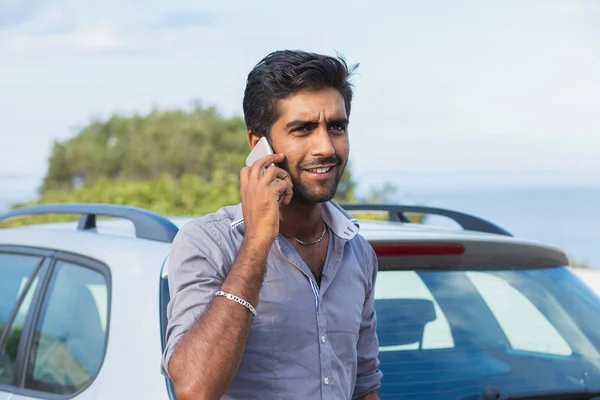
top-left (374, 266), bottom-right (600, 399)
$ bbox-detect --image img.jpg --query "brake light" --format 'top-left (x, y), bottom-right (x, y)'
top-left (372, 243), bottom-right (465, 256)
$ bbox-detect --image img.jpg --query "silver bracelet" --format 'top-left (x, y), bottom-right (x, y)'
top-left (215, 290), bottom-right (257, 316)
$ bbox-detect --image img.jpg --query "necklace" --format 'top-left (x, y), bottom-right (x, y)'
top-left (283, 224), bottom-right (327, 246)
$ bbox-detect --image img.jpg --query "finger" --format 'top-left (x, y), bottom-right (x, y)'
top-left (273, 179), bottom-right (294, 204)
top-left (240, 167), bottom-right (252, 202)
top-left (240, 166), bottom-right (250, 191)
top-left (281, 189), bottom-right (294, 205)
top-left (260, 165), bottom-right (291, 186)
top-left (249, 154), bottom-right (285, 181)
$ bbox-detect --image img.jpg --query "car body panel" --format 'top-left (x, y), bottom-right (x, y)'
top-left (0, 228), bottom-right (171, 399)
top-left (1, 207), bottom-right (599, 400)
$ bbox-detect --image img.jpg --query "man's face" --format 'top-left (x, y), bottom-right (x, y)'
top-left (265, 87), bottom-right (349, 204)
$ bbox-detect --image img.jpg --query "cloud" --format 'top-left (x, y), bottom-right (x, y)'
top-left (530, 0), bottom-right (600, 18)
top-left (150, 9), bottom-right (216, 30)
top-left (32, 7), bottom-right (73, 34)
top-left (4, 28), bottom-right (130, 53)
top-left (0, 4), bottom-right (74, 38)
top-left (0, 0), bottom-right (43, 28)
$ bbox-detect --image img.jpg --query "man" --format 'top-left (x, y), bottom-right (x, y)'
top-left (161, 50), bottom-right (382, 399)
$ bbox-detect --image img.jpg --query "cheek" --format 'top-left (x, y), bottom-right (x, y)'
top-left (279, 141), bottom-right (307, 167)
top-left (271, 138), bottom-right (300, 167)
top-left (333, 136), bottom-right (349, 157)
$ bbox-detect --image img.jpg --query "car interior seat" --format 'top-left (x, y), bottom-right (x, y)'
top-left (375, 298), bottom-right (437, 349)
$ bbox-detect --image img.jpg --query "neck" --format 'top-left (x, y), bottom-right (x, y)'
top-left (279, 198), bottom-right (324, 239)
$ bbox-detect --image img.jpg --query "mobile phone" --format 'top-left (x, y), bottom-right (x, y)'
top-left (245, 136), bottom-right (275, 167)
top-left (245, 137), bottom-right (282, 192)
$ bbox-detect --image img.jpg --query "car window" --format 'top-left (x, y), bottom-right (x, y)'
top-left (374, 267), bottom-right (600, 400)
top-left (0, 253), bottom-right (41, 337)
top-left (467, 271), bottom-right (572, 355)
top-left (374, 270), bottom-right (454, 351)
top-left (24, 260), bottom-right (108, 395)
top-left (0, 253), bottom-right (44, 387)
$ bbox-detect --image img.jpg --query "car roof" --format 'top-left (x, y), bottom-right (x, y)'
top-left (0, 210), bottom-right (569, 270)
top-left (0, 215), bottom-right (515, 243)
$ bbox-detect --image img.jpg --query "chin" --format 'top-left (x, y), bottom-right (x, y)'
top-left (293, 186), bottom-right (338, 203)
top-left (290, 173), bottom-right (341, 203)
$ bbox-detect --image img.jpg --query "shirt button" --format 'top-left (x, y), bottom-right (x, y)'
top-left (324, 377), bottom-right (330, 385)
top-left (321, 335), bottom-right (326, 343)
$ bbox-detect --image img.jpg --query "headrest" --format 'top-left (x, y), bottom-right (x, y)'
top-left (375, 298), bottom-right (437, 347)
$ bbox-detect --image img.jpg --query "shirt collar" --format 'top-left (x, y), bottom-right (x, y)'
top-left (230, 201), bottom-right (359, 240)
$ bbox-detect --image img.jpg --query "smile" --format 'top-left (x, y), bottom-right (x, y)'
top-left (306, 166), bottom-right (332, 174)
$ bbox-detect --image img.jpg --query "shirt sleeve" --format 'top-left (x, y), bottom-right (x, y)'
top-left (353, 238), bottom-right (383, 398)
top-left (160, 220), bottom-right (229, 378)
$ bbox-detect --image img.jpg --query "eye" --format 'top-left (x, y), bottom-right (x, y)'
top-left (329, 124), bottom-right (347, 133)
top-left (291, 126), bottom-right (311, 134)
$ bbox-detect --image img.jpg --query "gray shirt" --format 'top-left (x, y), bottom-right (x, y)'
top-left (161, 201), bottom-right (382, 399)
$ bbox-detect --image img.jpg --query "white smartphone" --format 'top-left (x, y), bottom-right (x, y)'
top-left (245, 136), bottom-right (282, 189)
top-left (245, 136), bottom-right (275, 167)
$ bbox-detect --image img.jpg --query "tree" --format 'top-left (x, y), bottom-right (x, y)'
top-left (1, 101), bottom-right (413, 229)
top-left (3, 101), bottom-right (361, 225)
top-left (362, 182), bottom-right (398, 204)
top-left (39, 103), bottom-right (357, 203)
top-left (40, 104), bottom-right (249, 191)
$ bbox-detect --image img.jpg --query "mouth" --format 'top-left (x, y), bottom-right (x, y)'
top-left (303, 165), bottom-right (336, 179)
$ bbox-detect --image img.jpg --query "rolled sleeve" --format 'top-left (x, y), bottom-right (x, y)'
top-left (160, 220), bottom-right (229, 378)
top-left (353, 240), bottom-right (383, 398)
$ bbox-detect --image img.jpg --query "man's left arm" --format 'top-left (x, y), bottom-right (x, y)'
top-left (352, 239), bottom-right (383, 400)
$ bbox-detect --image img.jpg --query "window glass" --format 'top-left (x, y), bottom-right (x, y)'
top-left (374, 267), bottom-right (600, 400)
top-left (0, 253), bottom-right (42, 386)
top-left (374, 270), bottom-right (454, 351)
top-left (467, 271), bottom-right (572, 355)
top-left (0, 253), bottom-right (41, 336)
top-left (25, 260), bottom-right (108, 395)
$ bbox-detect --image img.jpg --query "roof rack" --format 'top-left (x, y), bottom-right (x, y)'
top-left (0, 203), bottom-right (179, 243)
top-left (340, 203), bottom-right (512, 237)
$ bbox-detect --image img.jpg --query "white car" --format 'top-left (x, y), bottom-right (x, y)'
top-left (1, 202), bottom-right (600, 400)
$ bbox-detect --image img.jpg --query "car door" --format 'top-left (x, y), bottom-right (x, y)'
top-left (9, 253), bottom-right (110, 400)
top-left (0, 246), bottom-right (110, 400)
top-left (0, 246), bottom-right (52, 400)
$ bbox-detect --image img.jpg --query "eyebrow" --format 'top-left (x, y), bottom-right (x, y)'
top-left (328, 118), bottom-right (349, 127)
top-left (285, 117), bottom-right (349, 130)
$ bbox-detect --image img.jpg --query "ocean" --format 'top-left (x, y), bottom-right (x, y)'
top-left (0, 175), bottom-right (39, 211)
top-left (392, 186), bottom-right (600, 269)
top-left (1, 176), bottom-right (598, 268)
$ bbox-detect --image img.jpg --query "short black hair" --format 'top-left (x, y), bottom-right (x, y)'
top-left (242, 50), bottom-right (358, 137)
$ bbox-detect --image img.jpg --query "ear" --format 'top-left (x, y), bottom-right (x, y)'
top-left (248, 130), bottom-right (261, 149)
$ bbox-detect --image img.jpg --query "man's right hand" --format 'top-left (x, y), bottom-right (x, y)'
top-left (240, 153), bottom-right (293, 246)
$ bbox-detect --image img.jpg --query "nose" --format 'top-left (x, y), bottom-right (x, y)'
top-left (310, 124), bottom-right (336, 158)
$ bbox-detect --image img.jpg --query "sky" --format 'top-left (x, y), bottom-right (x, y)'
top-left (1, 0), bottom-right (599, 195)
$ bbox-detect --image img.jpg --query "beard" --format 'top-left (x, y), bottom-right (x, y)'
top-left (281, 156), bottom-right (347, 204)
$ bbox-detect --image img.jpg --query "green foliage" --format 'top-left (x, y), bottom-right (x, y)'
top-left (346, 211), bottom-right (425, 224)
top-left (349, 182), bottom-right (425, 223)
top-left (361, 182), bottom-right (398, 204)
top-left (571, 260), bottom-right (591, 269)
top-left (42, 104), bottom-right (250, 192)
top-left (3, 173), bottom-right (241, 228)
top-left (38, 102), bottom-right (358, 210)
top-left (3, 100), bottom-right (369, 226)
top-left (4, 325), bottom-right (22, 361)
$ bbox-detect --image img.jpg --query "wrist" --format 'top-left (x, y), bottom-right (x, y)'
top-left (242, 234), bottom-right (275, 256)
top-left (222, 237), bottom-right (271, 295)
